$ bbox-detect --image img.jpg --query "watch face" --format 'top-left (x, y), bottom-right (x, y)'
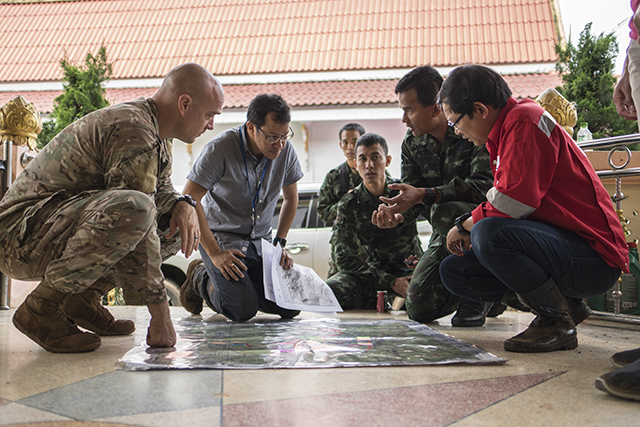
top-left (422, 189), bottom-right (436, 205)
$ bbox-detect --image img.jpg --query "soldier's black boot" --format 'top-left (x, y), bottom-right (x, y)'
top-left (451, 298), bottom-right (491, 327)
top-left (13, 280), bottom-right (102, 353)
top-left (503, 279), bottom-right (577, 353)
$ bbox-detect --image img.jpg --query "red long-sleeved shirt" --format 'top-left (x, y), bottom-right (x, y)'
top-left (472, 98), bottom-right (629, 272)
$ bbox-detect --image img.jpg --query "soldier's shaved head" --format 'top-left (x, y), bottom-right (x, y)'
top-left (156, 63), bottom-right (223, 104)
top-left (152, 63), bottom-right (225, 142)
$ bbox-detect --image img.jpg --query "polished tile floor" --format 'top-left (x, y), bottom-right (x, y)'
top-left (1, 305), bottom-right (639, 427)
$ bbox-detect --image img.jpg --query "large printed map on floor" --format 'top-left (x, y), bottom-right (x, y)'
top-left (119, 317), bottom-right (504, 371)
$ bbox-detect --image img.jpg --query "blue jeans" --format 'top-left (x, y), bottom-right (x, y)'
top-left (439, 217), bottom-right (621, 302)
top-left (196, 243), bottom-right (300, 322)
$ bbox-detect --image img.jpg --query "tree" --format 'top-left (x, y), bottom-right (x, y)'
top-left (36, 45), bottom-right (113, 149)
top-left (555, 23), bottom-right (637, 140)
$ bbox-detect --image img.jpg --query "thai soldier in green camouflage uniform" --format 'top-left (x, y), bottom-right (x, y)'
top-left (326, 133), bottom-right (423, 309)
top-left (318, 123), bottom-right (365, 278)
top-left (0, 63), bottom-right (224, 353)
top-left (374, 65), bottom-right (494, 326)
top-left (318, 123), bottom-right (365, 224)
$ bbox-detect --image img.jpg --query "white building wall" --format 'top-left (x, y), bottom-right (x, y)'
top-left (171, 107), bottom-right (409, 189)
top-left (302, 118), bottom-right (408, 182)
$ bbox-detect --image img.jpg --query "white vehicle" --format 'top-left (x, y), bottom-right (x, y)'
top-left (161, 182), bottom-right (432, 305)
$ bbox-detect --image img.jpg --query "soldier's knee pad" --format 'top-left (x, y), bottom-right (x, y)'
top-left (105, 190), bottom-right (156, 230)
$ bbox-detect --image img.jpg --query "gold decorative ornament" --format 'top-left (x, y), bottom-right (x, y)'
top-left (535, 88), bottom-right (578, 136)
top-left (0, 95), bottom-right (42, 151)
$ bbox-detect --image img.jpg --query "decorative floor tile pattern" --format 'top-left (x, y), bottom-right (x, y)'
top-left (5, 423), bottom-right (136, 427)
top-left (98, 406), bottom-right (222, 427)
top-left (3, 307), bottom-right (640, 427)
top-left (0, 403), bottom-right (72, 426)
top-left (16, 370), bottom-right (223, 420)
top-left (223, 372), bottom-right (563, 427)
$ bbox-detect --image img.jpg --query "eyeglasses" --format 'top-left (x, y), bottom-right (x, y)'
top-left (447, 113), bottom-right (465, 130)
top-left (255, 125), bottom-right (294, 145)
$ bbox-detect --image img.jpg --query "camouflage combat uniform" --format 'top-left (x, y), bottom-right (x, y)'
top-left (318, 162), bottom-right (363, 277)
top-left (400, 127), bottom-right (493, 322)
top-left (318, 161), bottom-right (363, 224)
top-left (326, 179), bottom-right (423, 310)
top-left (0, 98), bottom-right (182, 305)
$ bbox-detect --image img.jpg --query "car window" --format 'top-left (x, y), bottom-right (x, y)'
top-left (272, 191), bottom-right (328, 229)
top-left (272, 195), bottom-right (309, 229)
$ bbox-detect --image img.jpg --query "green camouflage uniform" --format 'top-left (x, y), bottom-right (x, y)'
top-left (318, 162), bottom-right (363, 277)
top-left (319, 163), bottom-right (393, 224)
top-left (0, 98), bottom-right (182, 305)
top-left (400, 127), bottom-right (493, 323)
top-left (319, 162), bottom-right (393, 278)
top-left (326, 179), bottom-right (423, 310)
top-left (318, 161), bottom-right (362, 224)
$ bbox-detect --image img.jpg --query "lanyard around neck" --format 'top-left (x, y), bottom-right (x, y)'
top-left (239, 125), bottom-right (270, 219)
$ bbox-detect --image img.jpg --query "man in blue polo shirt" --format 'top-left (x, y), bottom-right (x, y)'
top-left (180, 94), bottom-right (303, 321)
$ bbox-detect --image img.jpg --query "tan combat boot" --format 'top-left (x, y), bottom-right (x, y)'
top-left (180, 259), bottom-right (205, 315)
top-left (13, 281), bottom-right (102, 353)
top-left (64, 283), bottom-right (135, 336)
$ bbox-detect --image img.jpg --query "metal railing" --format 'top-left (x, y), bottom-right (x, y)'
top-left (577, 133), bottom-right (640, 151)
top-left (0, 139), bottom-right (12, 310)
top-left (578, 133), bottom-right (640, 325)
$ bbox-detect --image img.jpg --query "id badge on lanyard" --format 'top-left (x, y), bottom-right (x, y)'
top-left (239, 126), bottom-right (270, 224)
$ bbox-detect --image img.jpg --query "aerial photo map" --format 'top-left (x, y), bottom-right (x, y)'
top-left (119, 317), bottom-right (504, 371)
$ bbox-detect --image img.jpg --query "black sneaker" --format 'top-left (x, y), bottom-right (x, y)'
top-left (611, 347), bottom-right (640, 368)
top-left (596, 359), bottom-right (640, 401)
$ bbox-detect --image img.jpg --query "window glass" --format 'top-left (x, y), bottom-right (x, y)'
top-left (272, 195), bottom-right (311, 229)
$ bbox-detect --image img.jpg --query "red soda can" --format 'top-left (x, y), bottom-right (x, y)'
top-left (377, 291), bottom-right (387, 313)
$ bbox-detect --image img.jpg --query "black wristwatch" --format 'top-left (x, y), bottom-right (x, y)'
top-left (422, 188), bottom-right (436, 206)
top-left (176, 195), bottom-right (197, 208)
top-left (273, 237), bottom-right (287, 247)
top-left (454, 212), bottom-right (472, 236)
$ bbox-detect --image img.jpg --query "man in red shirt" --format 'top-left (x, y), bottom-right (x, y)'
top-left (438, 65), bottom-right (628, 353)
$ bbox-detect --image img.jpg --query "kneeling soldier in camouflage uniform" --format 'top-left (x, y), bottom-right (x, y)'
top-left (326, 133), bottom-right (423, 309)
top-left (0, 63), bottom-right (224, 353)
top-left (318, 123), bottom-right (366, 278)
top-left (373, 65), bottom-right (495, 326)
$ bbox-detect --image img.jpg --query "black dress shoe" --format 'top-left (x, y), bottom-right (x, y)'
top-left (451, 299), bottom-right (491, 327)
top-left (487, 303), bottom-right (507, 318)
